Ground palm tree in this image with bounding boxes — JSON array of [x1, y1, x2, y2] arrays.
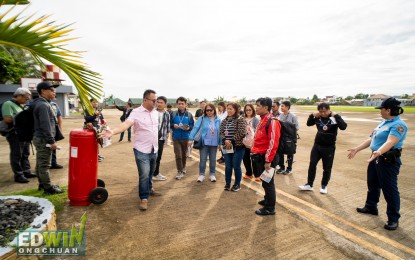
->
[[0, 2, 102, 112]]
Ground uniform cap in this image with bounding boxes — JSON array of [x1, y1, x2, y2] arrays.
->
[[375, 97, 401, 109]]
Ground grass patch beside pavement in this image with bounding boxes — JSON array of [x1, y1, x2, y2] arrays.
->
[[1, 186, 68, 212], [294, 105, 415, 113]]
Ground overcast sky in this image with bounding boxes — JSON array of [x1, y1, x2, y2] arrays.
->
[[14, 0, 415, 100]]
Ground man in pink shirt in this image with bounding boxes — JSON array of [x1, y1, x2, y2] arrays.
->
[[105, 89, 161, 210]]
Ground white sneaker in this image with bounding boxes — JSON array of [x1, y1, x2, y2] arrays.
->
[[320, 185, 328, 194], [175, 172, 184, 180], [299, 183, 314, 191], [182, 169, 187, 175], [209, 176, 217, 182], [197, 175, 205, 182], [153, 174, 167, 181]]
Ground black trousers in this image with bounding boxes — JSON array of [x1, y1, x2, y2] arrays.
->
[[153, 139, 165, 176], [307, 144, 335, 187], [365, 157, 401, 222], [251, 154, 276, 211], [6, 132, 31, 178], [243, 147, 259, 177]]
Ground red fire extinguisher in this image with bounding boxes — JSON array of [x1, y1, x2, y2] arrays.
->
[[68, 129, 108, 206]]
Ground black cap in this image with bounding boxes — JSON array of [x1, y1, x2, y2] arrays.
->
[[375, 97, 401, 109], [36, 81, 59, 93]]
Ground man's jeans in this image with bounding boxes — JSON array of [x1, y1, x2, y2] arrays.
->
[[154, 139, 165, 176], [199, 145, 218, 176], [33, 137, 52, 189], [134, 149, 157, 200], [224, 148, 245, 186], [6, 132, 31, 178]]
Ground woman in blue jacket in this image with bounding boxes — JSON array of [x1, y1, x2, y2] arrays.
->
[[188, 103, 222, 182]]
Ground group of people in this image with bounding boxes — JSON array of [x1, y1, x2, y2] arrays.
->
[[104, 90, 408, 230], [1, 84, 408, 230], [2, 82, 65, 195]]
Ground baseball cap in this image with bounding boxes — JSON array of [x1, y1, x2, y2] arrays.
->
[[36, 81, 59, 93], [375, 97, 401, 109]]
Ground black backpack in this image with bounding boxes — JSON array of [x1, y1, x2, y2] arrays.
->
[[14, 106, 35, 142], [265, 117, 298, 155]]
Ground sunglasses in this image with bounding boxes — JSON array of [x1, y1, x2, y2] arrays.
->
[[146, 98, 157, 103], [205, 109, 213, 112]]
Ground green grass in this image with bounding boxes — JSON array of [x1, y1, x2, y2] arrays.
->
[[1, 186, 68, 212], [294, 105, 415, 113]]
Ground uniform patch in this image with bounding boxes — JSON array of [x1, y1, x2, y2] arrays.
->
[[396, 125, 405, 134]]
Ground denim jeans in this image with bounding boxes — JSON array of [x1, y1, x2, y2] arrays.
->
[[224, 148, 245, 186], [154, 139, 165, 176], [133, 149, 157, 200], [199, 145, 218, 176], [120, 126, 132, 141]]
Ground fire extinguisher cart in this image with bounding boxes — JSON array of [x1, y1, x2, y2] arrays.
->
[[68, 129, 108, 206]]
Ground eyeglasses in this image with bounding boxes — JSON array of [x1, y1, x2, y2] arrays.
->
[[245, 109, 252, 112], [145, 98, 156, 103], [205, 109, 213, 112]]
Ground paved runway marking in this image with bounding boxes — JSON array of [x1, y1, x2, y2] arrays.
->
[[185, 148, 412, 259]]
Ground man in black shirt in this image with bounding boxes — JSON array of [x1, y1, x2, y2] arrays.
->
[[195, 101, 206, 120], [299, 103, 347, 194]]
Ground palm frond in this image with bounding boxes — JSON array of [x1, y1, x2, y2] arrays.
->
[[0, 4, 102, 113]]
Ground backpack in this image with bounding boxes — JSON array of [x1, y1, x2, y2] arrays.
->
[[265, 117, 298, 155], [242, 123, 255, 148], [14, 106, 35, 142]]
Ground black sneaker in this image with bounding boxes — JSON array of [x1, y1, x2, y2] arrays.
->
[[384, 221, 399, 231], [15, 176, 29, 183], [24, 173, 37, 178], [255, 208, 275, 216], [356, 206, 378, 216], [276, 168, 285, 174], [50, 164, 63, 169], [224, 184, 231, 191], [39, 184, 60, 191], [217, 158, 225, 164], [231, 185, 241, 192], [43, 186, 65, 195]]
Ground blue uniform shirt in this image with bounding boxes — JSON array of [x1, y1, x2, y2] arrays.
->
[[370, 116, 407, 150]]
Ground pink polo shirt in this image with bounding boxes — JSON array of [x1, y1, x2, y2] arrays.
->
[[126, 106, 158, 154]]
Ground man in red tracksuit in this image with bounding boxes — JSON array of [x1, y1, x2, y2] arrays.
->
[[250, 97, 281, 215]]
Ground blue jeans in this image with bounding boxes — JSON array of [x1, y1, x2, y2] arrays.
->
[[199, 145, 218, 176], [133, 149, 157, 200], [224, 148, 245, 186]]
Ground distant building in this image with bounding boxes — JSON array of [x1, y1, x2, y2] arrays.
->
[[0, 84, 75, 117], [348, 99, 364, 106], [364, 94, 390, 107]]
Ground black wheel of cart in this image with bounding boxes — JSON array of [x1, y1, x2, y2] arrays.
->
[[89, 187, 108, 204], [97, 178, 105, 188]]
